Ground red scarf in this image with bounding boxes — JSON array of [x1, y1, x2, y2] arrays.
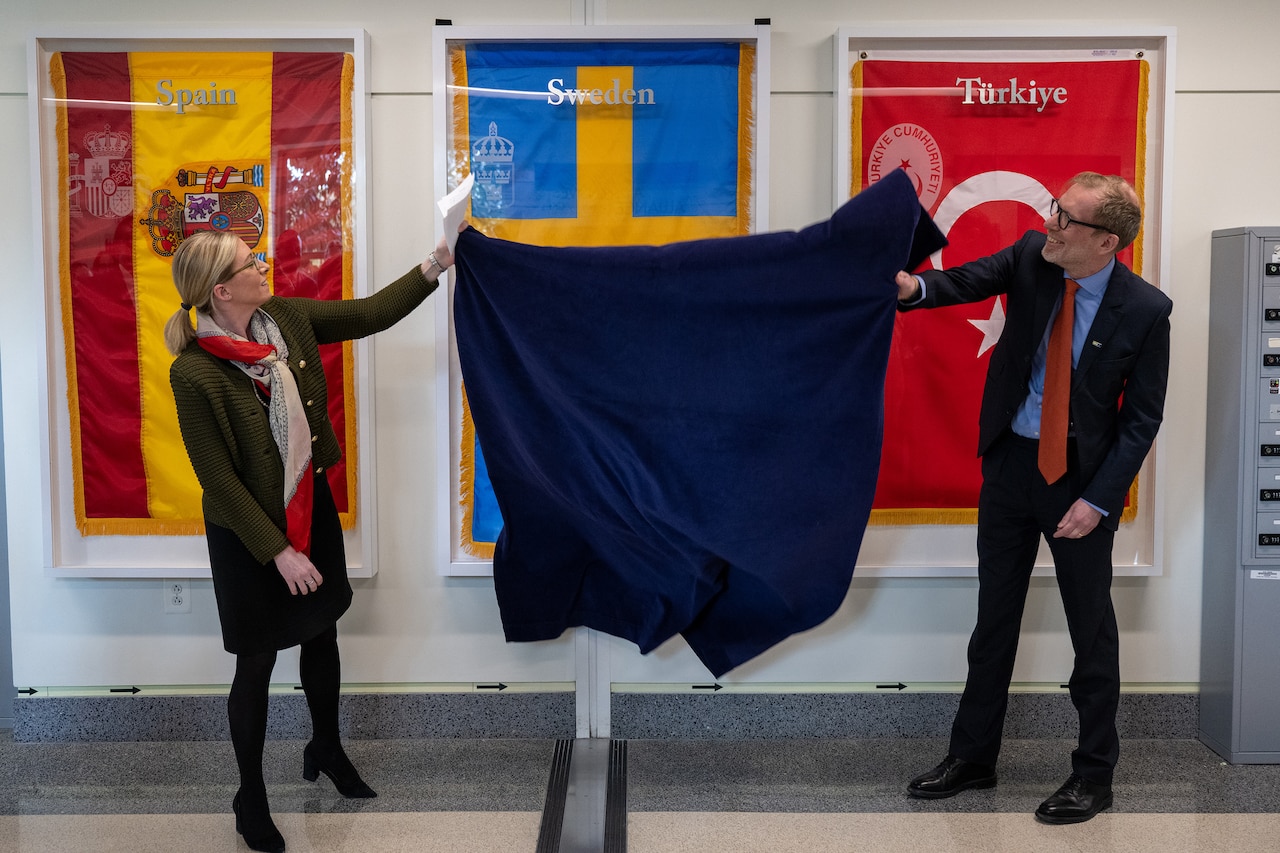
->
[[196, 311, 314, 557]]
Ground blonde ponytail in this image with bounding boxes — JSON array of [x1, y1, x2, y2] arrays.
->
[[165, 231, 239, 355], [163, 307, 196, 356]]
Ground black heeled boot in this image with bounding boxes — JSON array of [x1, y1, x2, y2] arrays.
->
[[232, 789, 286, 853], [302, 741, 377, 798]]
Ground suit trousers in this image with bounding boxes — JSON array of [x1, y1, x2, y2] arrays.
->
[[948, 432, 1121, 784]]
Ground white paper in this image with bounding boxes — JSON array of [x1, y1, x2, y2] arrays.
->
[[438, 172, 475, 254]]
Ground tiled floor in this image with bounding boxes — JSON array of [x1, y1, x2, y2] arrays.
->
[[1, 733, 1278, 851]]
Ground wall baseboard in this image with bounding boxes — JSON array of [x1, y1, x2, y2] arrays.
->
[[611, 691, 1198, 739], [11, 690, 1197, 742], [12, 692, 576, 742]]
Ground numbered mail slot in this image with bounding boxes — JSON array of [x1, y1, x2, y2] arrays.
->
[[1260, 469, 1280, 507], [1261, 418, 1280, 465], [1258, 514, 1280, 553], [1261, 430, 1280, 466], [1264, 286, 1280, 328], [1265, 334, 1280, 371]]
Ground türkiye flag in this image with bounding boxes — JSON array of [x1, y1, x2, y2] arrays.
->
[[53, 51, 356, 535], [854, 57, 1147, 523], [449, 40, 757, 556]]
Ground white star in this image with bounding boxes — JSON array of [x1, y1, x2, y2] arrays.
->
[[967, 298, 1005, 357]]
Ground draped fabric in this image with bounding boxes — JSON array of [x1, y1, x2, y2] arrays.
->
[[852, 56, 1147, 524], [53, 50, 355, 535], [448, 39, 758, 557], [454, 168, 945, 676]]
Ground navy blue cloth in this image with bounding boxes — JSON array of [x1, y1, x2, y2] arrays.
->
[[453, 169, 945, 676]]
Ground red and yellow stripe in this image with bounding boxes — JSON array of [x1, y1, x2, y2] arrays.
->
[[54, 50, 355, 536]]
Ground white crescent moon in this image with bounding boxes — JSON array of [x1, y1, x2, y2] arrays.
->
[[929, 171, 1053, 269]]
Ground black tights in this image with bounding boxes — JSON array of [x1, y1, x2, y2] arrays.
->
[[228, 623, 342, 793]]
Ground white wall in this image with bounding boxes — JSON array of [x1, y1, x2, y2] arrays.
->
[[3, 0, 1278, 691]]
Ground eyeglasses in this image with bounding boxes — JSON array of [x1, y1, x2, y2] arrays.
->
[[220, 255, 264, 282], [1049, 199, 1110, 234]]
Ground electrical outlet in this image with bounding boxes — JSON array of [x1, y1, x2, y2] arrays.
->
[[164, 579, 191, 614]]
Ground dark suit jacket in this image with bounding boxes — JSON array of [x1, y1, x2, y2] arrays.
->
[[903, 230, 1172, 529]]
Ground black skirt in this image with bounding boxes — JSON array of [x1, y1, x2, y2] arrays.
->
[[205, 473, 354, 654]]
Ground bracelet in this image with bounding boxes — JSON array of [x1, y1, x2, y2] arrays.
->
[[427, 252, 443, 274]]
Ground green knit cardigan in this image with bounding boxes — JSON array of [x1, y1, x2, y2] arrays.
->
[[170, 266, 437, 564]]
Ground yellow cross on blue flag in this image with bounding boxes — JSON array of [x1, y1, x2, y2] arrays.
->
[[449, 39, 759, 555]]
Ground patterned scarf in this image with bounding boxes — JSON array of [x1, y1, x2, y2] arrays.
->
[[196, 310, 314, 557]]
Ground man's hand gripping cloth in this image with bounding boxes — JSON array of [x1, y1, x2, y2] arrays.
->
[[453, 168, 946, 676]]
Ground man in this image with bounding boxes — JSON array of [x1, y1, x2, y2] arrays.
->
[[896, 172, 1171, 824]]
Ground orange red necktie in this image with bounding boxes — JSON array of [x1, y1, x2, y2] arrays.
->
[[1038, 279, 1080, 483]]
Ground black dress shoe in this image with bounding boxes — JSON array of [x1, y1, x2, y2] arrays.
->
[[303, 741, 378, 799], [1035, 774, 1113, 824], [906, 755, 997, 799], [232, 790, 286, 853]]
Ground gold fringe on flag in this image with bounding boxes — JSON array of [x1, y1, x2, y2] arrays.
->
[[50, 53, 90, 535], [850, 60, 863, 198], [869, 480, 1138, 527], [1117, 57, 1150, 526], [1120, 477, 1138, 524], [736, 43, 755, 235], [458, 383, 495, 559], [450, 46, 472, 196], [871, 507, 977, 526], [449, 46, 495, 560], [1131, 59, 1150, 279], [338, 52, 358, 531]]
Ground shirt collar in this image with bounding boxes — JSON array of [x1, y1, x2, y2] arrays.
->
[[1069, 257, 1115, 298]]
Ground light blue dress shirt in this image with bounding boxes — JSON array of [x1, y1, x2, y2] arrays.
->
[[1010, 259, 1114, 440]]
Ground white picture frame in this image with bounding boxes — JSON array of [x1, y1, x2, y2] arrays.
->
[[834, 25, 1176, 577], [28, 28, 374, 578], [432, 23, 772, 576]]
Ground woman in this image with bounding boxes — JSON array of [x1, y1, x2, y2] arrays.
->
[[164, 228, 456, 853]]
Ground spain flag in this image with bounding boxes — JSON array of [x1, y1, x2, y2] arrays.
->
[[53, 50, 356, 536], [448, 40, 758, 557]]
